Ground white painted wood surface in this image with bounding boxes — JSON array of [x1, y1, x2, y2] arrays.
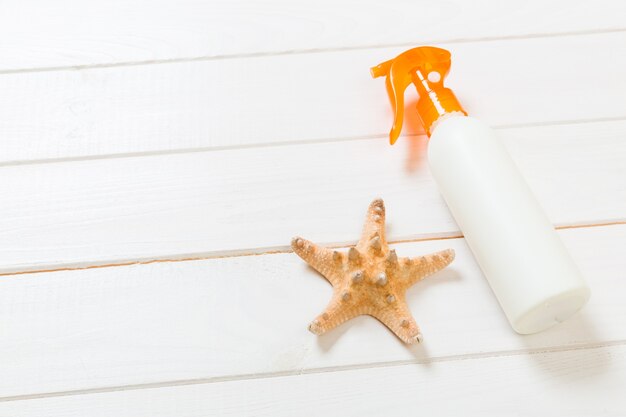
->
[[1, 0, 624, 72], [1, 0, 625, 415], [2, 344, 625, 416], [2, 31, 626, 164], [0, 120, 624, 274], [0, 224, 624, 400]]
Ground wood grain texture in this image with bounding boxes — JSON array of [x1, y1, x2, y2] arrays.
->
[[0, 120, 624, 274], [2, 345, 625, 416], [1, 31, 625, 164], [28, 345, 626, 416], [0, 224, 623, 399], [0, 0, 624, 72], [1, 2, 625, 412]]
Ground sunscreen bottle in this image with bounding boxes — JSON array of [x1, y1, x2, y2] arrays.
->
[[371, 47, 590, 334]]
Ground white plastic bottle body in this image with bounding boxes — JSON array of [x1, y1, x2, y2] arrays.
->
[[428, 116, 590, 334]]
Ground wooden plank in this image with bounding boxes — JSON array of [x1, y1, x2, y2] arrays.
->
[[1, 32, 625, 164], [0, 0, 624, 72], [2, 345, 625, 416], [0, 224, 624, 399], [0, 327, 624, 415], [0, 120, 624, 274]]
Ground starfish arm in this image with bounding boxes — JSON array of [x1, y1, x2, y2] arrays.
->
[[291, 237, 343, 287], [370, 298, 422, 344], [356, 198, 387, 253], [398, 249, 455, 290], [308, 296, 362, 335]]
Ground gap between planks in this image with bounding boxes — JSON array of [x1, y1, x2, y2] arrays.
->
[[1, 115, 625, 168], [2, 338, 625, 403], [1, 27, 625, 76], [1, 219, 623, 278]]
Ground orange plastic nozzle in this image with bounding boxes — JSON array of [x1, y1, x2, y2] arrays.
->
[[371, 46, 467, 144]]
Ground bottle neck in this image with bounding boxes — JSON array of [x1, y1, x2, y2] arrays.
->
[[411, 70, 467, 136]]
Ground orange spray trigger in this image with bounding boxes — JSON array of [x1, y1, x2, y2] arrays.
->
[[371, 46, 467, 144]]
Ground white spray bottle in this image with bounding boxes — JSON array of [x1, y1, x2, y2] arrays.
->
[[371, 47, 590, 334]]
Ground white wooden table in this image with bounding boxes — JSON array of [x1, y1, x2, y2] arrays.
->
[[1, 1, 625, 415]]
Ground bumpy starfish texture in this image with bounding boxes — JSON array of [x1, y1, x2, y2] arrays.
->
[[291, 198, 454, 344]]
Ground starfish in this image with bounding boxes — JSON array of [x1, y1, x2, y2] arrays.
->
[[291, 198, 455, 344]]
